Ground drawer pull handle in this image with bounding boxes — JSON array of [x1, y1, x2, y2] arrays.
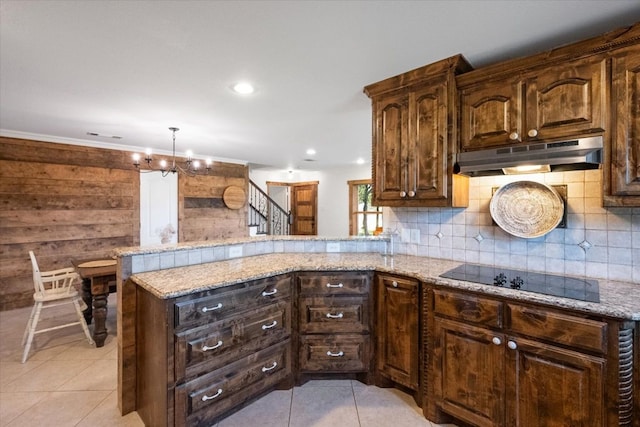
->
[[262, 289, 278, 297], [201, 303, 223, 313], [326, 283, 344, 288], [326, 312, 344, 319], [202, 340, 223, 351], [262, 320, 278, 330], [261, 361, 278, 372], [201, 388, 222, 401], [327, 351, 344, 357]]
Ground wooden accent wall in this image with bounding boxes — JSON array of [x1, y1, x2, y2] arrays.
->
[[0, 136, 249, 310], [179, 164, 249, 241]]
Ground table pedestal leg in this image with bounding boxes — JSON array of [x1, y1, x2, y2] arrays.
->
[[91, 277, 110, 347], [82, 278, 93, 324]]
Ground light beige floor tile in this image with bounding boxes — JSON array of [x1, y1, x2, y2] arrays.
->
[[290, 385, 359, 427], [219, 389, 292, 427], [0, 361, 45, 388], [58, 358, 117, 391], [0, 391, 48, 426], [6, 359, 93, 392], [300, 379, 354, 387], [76, 391, 145, 427], [52, 337, 114, 361], [4, 390, 110, 427], [353, 384, 430, 427]]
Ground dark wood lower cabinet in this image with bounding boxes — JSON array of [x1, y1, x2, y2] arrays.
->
[[376, 274, 420, 391], [428, 286, 635, 427], [133, 270, 637, 427]]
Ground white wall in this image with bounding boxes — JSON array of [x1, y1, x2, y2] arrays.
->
[[250, 164, 371, 237]]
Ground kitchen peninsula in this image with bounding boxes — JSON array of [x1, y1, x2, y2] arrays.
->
[[113, 236, 640, 427]]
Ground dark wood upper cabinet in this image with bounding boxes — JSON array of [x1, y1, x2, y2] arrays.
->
[[460, 55, 607, 150], [364, 55, 471, 207], [606, 44, 640, 206]]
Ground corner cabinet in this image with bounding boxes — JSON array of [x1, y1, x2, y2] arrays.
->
[[605, 43, 640, 206], [364, 55, 471, 207], [426, 287, 636, 427], [375, 274, 420, 391]]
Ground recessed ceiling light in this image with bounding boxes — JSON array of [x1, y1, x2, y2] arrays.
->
[[232, 82, 255, 94], [306, 148, 316, 156], [356, 158, 366, 165]]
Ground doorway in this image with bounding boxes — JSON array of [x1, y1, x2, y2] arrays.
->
[[139, 172, 178, 245], [267, 181, 318, 235]]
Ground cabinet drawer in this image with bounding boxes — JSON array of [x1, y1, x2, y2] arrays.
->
[[174, 275, 291, 329], [298, 272, 370, 295], [433, 289, 503, 328], [175, 340, 290, 426], [175, 300, 291, 382], [507, 304, 607, 354], [299, 335, 369, 373], [299, 296, 369, 334]]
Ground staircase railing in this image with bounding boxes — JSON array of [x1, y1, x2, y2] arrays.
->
[[248, 180, 291, 235]]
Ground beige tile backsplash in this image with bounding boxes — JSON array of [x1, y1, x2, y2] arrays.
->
[[384, 170, 640, 284]]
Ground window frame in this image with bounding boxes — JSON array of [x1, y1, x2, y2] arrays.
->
[[348, 179, 382, 236]]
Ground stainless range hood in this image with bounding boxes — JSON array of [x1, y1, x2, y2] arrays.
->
[[455, 136, 603, 177]]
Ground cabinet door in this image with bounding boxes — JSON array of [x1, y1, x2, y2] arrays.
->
[[434, 317, 505, 427], [372, 92, 409, 202], [526, 56, 606, 141], [409, 82, 449, 202], [376, 275, 419, 390], [607, 45, 640, 203], [504, 336, 604, 427], [459, 79, 522, 150]]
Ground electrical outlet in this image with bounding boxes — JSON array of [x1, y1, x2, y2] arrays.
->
[[228, 246, 243, 258], [326, 242, 340, 253]]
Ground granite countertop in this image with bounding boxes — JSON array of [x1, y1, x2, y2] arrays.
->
[[130, 253, 640, 321]]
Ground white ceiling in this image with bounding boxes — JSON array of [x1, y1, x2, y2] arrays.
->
[[2, 1, 639, 172]]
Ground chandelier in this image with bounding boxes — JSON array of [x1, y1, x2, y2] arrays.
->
[[132, 127, 212, 176]]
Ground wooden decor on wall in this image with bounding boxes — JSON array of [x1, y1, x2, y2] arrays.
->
[[222, 185, 247, 210]]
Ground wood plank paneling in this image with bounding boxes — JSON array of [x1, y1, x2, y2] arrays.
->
[[0, 136, 249, 310]]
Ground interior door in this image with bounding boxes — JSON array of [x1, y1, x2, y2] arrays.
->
[[140, 171, 178, 245], [291, 182, 318, 235]]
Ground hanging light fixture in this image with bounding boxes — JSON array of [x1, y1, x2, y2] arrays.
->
[[132, 127, 212, 176]]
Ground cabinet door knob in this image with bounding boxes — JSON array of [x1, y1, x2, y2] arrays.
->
[[509, 132, 519, 141], [326, 350, 344, 357], [408, 190, 415, 197], [492, 337, 502, 346], [527, 129, 538, 138], [392, 280, 398, 288], [507, 340, 518, 350], [399, 191, 407, 198], [201, 388, 223, 401]]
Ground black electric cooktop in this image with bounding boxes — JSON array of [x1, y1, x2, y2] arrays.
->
[[440, 263, 600, 303]]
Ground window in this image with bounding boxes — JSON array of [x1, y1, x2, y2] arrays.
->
[[348, 179, 383, 236]]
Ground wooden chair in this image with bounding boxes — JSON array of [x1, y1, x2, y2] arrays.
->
[[21, 251, 94, 363]]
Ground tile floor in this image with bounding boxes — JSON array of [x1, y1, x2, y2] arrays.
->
[[0, 294, 457, 427]]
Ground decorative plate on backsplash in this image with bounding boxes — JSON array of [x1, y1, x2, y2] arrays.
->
[[490, 180, 564, 239]]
